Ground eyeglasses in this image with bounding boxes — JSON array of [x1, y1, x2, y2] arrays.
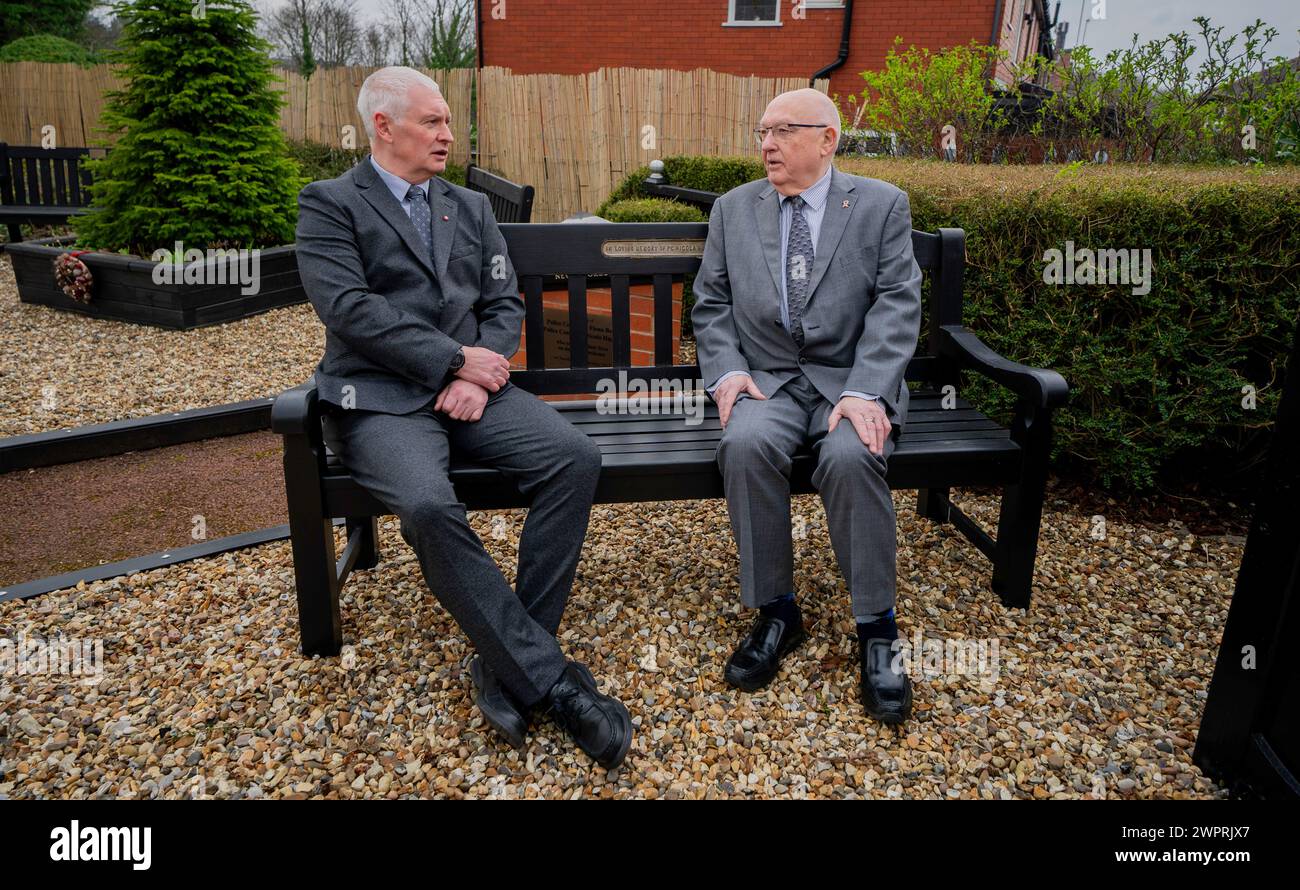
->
[[753, 123, 830, 145]]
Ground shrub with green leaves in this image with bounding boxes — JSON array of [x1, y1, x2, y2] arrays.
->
[[858, 39, 1006, 161], [71, 0, 303, 255], [0, 34, 101, 65], [602, 155, 1300, 492], [600, 197, 707, 223], [598, 156, 764, 213]]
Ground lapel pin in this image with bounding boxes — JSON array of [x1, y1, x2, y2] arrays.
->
[[842, 200, 850, 208], [442, 215, 449, 221]]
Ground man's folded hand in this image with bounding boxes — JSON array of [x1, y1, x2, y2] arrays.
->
[[456, 346, 510, 391], [435, 378, 490, 422]]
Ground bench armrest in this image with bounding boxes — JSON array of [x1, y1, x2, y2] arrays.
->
[[938, 325, 1069, 411], [271, 377, 321, 436]]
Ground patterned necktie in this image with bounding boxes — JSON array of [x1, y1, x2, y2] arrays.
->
[[785, 194, 812, 348], [406, 183, 434, 263]]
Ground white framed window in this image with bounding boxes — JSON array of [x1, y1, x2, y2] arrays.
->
[[725, 0, 781, 26]]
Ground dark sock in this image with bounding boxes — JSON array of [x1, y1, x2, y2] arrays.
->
[[759, 592, 799, 626], [856, 608, 898, 642]]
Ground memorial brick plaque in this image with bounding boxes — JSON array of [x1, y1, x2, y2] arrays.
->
[[542, 305, 614, 367]]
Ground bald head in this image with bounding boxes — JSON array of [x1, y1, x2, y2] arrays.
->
[[759, 89, 840, 195]]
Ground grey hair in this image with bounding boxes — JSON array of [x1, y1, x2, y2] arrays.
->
[[357, 66, 443, 139]]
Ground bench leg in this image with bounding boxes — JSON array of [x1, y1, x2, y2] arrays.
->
[[5, 223, 21, 244], [991, 408, 1053, 609], [916, 487, 952, 523], [346, 516, 380, 571], [288, 515, 344, 656], [283, 434, 343, 656]]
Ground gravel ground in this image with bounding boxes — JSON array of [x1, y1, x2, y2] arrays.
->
[[0, 488, 1240, 799], [0, 256, 324, 438]]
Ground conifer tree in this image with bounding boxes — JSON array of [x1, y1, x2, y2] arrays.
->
[[73, 0, 304, 255]]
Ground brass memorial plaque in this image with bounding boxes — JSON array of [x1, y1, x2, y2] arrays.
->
[[600, 239, 705, 258], [542, 306, 614, 367]]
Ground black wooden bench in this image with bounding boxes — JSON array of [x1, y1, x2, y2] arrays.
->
[[273, 222, 1069, 657], [0, 143, 95, 244], [465, 163, 535, 223]]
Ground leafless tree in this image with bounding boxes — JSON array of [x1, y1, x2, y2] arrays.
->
[[261, 0, 363, 70], [360, 22, 394, 67]]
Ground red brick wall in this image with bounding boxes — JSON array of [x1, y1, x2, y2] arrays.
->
[[512, 282, 683, 371], [481, 0, 1005, 109]]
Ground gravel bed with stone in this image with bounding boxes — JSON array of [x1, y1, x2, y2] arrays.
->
[[0, 486, 1241, 799], [0, 256, 324, 438]]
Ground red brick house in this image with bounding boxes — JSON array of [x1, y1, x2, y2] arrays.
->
[[477, 0, 1059, 105]]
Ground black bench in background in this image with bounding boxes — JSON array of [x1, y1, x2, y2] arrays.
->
[[465, 163, 535, 223], [273, 222, 1069, 657], [0, 143, 95, 244]]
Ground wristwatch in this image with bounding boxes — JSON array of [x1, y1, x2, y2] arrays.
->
[[448, 348, 465, 374]]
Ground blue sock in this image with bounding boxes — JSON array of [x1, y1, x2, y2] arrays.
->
[[856, 607, 897, 641], [759, 592, 799, 626]]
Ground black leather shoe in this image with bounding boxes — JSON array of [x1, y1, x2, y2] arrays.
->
[[724, 609, 807, 692], [859, 637, 913, 725], [546, 661, 633, 769], [470, 655, 528, 749]]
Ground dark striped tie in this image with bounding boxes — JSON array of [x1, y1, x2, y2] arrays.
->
[[785, 195, 812, 348], [406, 183, 433, 263]]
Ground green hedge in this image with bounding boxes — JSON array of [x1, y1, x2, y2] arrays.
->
[[600, 197, 707, 223], [0, 35, 102, 66], [601, 156, 1300, 492]]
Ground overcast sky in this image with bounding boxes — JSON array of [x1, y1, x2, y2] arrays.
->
[[316, 0, 1300, 63], [1063, 0, 1298, 58]]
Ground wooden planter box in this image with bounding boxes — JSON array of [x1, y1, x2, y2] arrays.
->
[[6, 237, 306, 329]]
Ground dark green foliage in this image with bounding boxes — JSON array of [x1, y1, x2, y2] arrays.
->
[[917, 179, 1300, 491], [71, 0, 304, 255], [0, 0, 96, 46]]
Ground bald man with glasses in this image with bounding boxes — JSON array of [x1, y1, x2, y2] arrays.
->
[[693, 88, 923, 725]]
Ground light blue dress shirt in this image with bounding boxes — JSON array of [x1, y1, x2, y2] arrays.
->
[[709, 164, 877, 406], [370, 155, 433, 219]]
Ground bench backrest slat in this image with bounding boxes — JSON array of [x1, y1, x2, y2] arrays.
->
[[466, 164, 535, 223], [568, 274, 588, 368], [522, 275, 546, 370], [23, 156, 39, 205], [0, 144, 94, 209], [611, 274, 632, 366], [498, 222, 965, 396]]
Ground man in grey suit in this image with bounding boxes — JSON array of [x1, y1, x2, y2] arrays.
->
[[294, 67, 631, 767], [692, 89, 922, 724]]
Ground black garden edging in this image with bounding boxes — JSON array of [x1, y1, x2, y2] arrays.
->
[[0, 519, 346, 604], [0, 396, 277, 473], [7, 236, 306, 329]]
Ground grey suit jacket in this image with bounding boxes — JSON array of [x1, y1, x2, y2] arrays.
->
[[692, 166, 922, 429], [295, 156, 522, 413]]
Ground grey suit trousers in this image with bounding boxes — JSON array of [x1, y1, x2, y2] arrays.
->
[[321, 382, 601, 709], [717, 373, 897, 617]]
